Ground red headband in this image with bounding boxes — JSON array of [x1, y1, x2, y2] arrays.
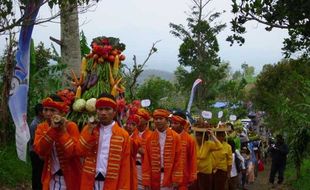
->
[[127, 114, 141, 125], [153, 109, 170, 118], [95, 97, 117, 110], [170, 115, 187, 126], [136, 108, 151, 121], [42, 97, 69, 113]]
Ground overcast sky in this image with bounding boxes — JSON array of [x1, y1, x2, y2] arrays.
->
[[1, 0, 288, 73]]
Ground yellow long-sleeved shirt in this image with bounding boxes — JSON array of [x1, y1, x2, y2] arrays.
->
[[212, 141, 232, 172], [196, 139, 222, 174]]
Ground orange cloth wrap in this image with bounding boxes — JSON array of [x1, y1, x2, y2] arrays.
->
[[137, 108, 151, 121], [42, 97, 69, 113], [170, 115, 187, 126], [95, 97, 117, 109], [153, 109, 170, 118], [127, 114, 141, 125]]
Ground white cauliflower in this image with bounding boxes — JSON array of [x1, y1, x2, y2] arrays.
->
[[72, 99, 86, 112], [85, 98, 97, 112]]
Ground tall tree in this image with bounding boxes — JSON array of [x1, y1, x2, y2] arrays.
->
[[241, 63, 256, 83], [60, 2, 81, 74], [170, 0, 228, 108], [228, 0, 310, 57], [0, 32, 16, 144], [136, 77, 175, 110], [48, 1, 98, 74]]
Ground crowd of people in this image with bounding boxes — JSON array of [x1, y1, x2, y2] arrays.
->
[[29, 93, 288, 190]]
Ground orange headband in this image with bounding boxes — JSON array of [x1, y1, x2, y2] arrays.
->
[[95, 97, 117, 109], [127, 114, 141, 125], [42, 97, 69, 113], [136, 108, 151, 121], [170, 115, 187, 126], [153, 109, 170, 118]]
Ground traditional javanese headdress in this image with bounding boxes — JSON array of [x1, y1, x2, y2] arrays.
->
[[127, 114, 141, 125], [95, 97, 117, 110], [170, 115, 187, 126], [42, 97, 69, 113], [136, 108, 151, 121], [152, 109, 170, 118]]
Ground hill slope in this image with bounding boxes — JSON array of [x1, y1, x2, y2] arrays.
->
[[137, 69, 175, 84]]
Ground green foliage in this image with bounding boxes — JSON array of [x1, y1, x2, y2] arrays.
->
[[136, 77, 175, 110], [253, 57, 310, 177], [228, 0, 310, 57], [286, 157, 310, 189], [0, 144, 31, 187], [0, 0, 98, 34], [216, 63, 256, 118], [80, 30, 90, 57], [28, 41, 66, 119], [290, 127, 310, 177], [170, 2, 228, 109], [241, 63, 256, 83]]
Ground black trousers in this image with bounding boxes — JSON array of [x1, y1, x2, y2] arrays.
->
[[269, 161, 285, 184], [30, 151, 44, 190]]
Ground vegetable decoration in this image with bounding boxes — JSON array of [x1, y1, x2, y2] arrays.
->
[[67, 36, 126, 126]]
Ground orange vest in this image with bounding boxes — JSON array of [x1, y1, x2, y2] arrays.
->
[[128, 128, 152, 189], [179, 131, 197, 188], [142, 128, 183, 190], [34, 121, 81, 190], [76, 122, 131, 190], [129, 135, 140, 190], [132, 128, 153, 162]]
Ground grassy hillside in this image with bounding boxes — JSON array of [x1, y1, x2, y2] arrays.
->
[[0, 144, 31, 188]]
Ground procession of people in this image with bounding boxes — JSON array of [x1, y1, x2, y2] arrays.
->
[[28, 90, 281, 190]]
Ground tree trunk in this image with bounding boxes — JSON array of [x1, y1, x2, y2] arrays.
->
[[0, 35, 15, 145], [60, 2, 81, 74]]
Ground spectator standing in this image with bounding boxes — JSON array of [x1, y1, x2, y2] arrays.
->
[[269, 135, 289, 187], [29, 103, 44, 190], [227, 140, 245, 190]]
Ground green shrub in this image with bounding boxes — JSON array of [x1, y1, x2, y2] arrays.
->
[[286, 157, 310, 190], [0, 144, 31, 187]]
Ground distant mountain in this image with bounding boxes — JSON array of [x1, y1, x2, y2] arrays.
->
[[137, 69, 175, 84]]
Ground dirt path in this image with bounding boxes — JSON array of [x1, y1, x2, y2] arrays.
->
[[246, 160, 291, 190]]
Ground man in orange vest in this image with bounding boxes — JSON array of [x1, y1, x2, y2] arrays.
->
[[143, 109, 183, 190], [133, 108, 153, 190], [34, 94, 81, 190], [170, 112, 197, 190], [76, 93, 131, 190]]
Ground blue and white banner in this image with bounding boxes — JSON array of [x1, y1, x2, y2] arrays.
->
[[8, 2, 42, 161], [186, 78, 203, 114]]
